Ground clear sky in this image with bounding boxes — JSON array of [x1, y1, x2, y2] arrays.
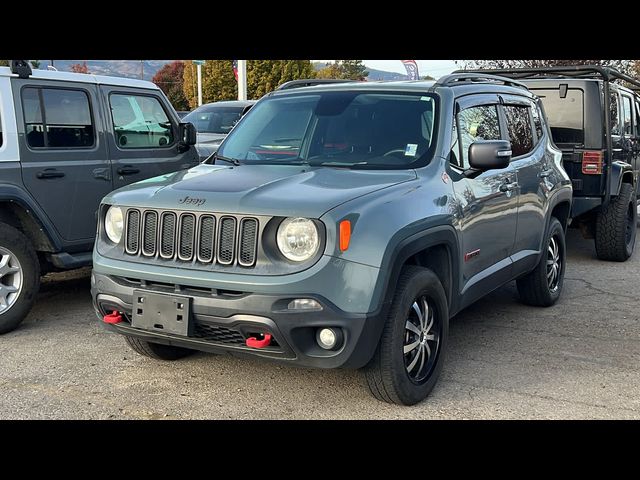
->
[[316, 60, 459, 78]]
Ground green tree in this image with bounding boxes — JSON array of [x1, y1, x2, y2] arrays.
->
[[247, 60, 315, 98], [30, 60, 41, 69], [183, 60, 237, 109], [314, 60, 368, 80], [0, 60, 9, 67], [152, 61, 189, 110], [316, 62, 341, 79], [183, 60, 316, 108]]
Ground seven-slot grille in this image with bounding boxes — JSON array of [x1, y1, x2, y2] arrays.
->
[[124, 209, 259, 267]]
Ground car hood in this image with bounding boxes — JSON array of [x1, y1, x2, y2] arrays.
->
[[105, 163, 417, 218], [196, 132, 226, 144]]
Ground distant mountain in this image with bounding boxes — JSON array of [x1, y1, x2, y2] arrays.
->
[[35, 60, 171, 81], [312, 62, 409, 81], [34, 60, 413, 82]]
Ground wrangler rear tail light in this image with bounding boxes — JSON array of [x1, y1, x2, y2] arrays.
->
[[582, 150, 603, 175]]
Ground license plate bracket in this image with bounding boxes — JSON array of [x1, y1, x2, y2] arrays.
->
[[131, 290, 192, 336]]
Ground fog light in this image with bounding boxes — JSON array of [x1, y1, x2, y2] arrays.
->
[[287, 298, 322, 311], [316, 328, 343, 350]]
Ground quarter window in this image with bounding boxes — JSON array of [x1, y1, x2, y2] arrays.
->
[[610, 93, 620, 136], [503, 105, 534, 157], [531, 103, 544, 141], [22, 87, 94, 148], [110, 94, 173, 149], [622, 96, 633, 135], [457, 105, 501, 169]]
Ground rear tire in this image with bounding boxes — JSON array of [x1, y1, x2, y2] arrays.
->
[[517, 217, 566, 307], [595, 182, 636, 261], [0, 222, 40, 334], [124, 335, 195, 361], [364, 266, 449, 405]]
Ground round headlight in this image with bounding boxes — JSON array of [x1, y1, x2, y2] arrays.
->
[[105, 206, 124, 244], [276, 217, 319, 262]]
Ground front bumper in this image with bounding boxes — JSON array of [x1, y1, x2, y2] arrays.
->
[[91, 272, 383, 369]]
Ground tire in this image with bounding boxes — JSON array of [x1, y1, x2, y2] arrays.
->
[[124, 335, 195, 361], [517, 217, 565, 307], [595, 182, 637, 261], [0, 222, 40, 334], [364, 266, 449, 405]]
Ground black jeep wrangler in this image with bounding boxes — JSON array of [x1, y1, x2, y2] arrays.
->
[[458, 66, 640, 261]]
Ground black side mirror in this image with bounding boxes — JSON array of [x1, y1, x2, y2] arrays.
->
[[468, 140, 512, 171], [180, 122, 197, 146]]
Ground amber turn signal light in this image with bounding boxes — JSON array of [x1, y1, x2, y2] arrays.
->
[[339, 220, 351, 251]]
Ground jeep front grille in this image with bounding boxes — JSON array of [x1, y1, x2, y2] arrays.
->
[[124, 209, 259, 267]]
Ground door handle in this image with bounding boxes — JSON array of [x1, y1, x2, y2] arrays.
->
[[36, 169, 65, 179], [539, 169, 553, 178], [499, 182, 519, 192], [117, 166, 141, 175]]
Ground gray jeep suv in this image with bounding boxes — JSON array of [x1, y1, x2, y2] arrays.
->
[[91, 75, 572, 405]]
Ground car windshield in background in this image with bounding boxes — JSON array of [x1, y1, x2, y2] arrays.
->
[[218, 92, 438, 169], [183, 106, 245, 134]]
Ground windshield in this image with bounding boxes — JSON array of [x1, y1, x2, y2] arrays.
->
[[218, 91, 438, 169], [183, 106, 246, 134]]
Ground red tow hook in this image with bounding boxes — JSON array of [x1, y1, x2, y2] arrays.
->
[[246, 333, 272, 349], [103, 311, 123, 324]]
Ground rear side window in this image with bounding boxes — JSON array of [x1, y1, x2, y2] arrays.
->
[[533, 88, 584, 145], [457, 105, 501, 169], [22, 87, 94, 149], [622, 95, 633, 135], [0, 103, 3, 147], [110, 94, 174, 149], [503, 105, 534, 157], [610, 93, 620, 136], [635, 101, 640, 137]]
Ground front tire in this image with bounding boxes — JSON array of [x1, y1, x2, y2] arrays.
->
[[364, 266, 449, 405], [595, 182, 637, 261], [0, 222, 40, 334], [516, 217, 566, 307], [124, 335, 195, 361]]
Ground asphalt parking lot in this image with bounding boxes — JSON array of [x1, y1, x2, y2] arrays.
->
[[1, 228, 639, 419]]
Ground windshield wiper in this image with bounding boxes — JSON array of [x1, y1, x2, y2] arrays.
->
[[310, 161, 369, 167], [213, 152, 241, 166]]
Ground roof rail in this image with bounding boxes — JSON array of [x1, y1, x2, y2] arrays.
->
[[452, 65, 640, 90], [435, 73, 527, 89], [276, 78, 360, 90]]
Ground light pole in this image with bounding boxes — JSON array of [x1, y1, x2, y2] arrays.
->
[[237, 60, 247, 101], [193, 60, 205, 107]]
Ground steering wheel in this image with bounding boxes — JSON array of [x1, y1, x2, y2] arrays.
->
[[383, 148, 407, 157]]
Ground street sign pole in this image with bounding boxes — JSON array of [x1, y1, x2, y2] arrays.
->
[[238, 60, 247, 101]]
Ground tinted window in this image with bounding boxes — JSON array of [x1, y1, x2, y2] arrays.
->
[[182, 106, 245, 134], [219, 92, 438, 169], [504, 105, 534, 157], [457, 105, 501, 169], [110, 94, 173, 149], [622, 96, 633, 135], [22, 87, 94, 148], [533, 88, 584, 144], [531, 103, 544, 141], [610, 93, 620, 136]]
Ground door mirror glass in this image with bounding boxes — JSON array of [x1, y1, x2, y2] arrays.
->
[[180, 122, 197, 145]]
